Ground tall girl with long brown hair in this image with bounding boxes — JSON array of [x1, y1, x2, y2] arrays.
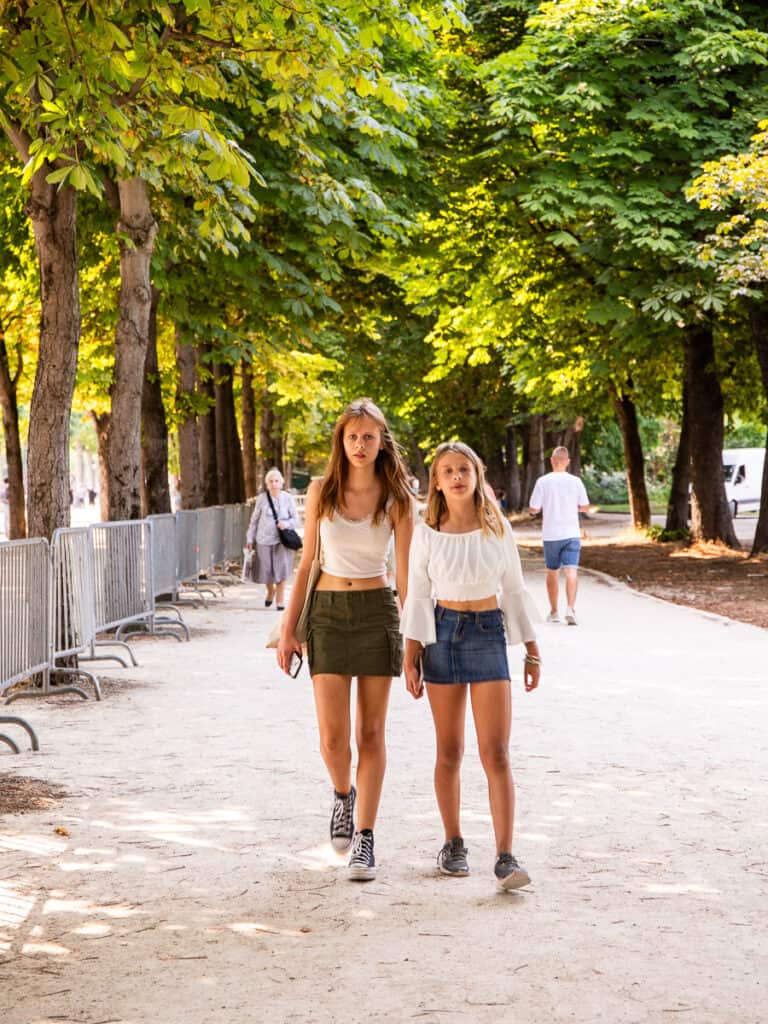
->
[[402, 441, 540, 890], [277, 398, 414, 881]]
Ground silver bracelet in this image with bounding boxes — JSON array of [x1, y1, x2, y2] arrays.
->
[[524, 654, 541, 666]]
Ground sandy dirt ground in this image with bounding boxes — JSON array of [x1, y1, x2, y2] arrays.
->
[[2, 557, 767, 1024]]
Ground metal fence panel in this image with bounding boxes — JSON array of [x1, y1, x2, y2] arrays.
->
[[197, 506, 224, 575], [175, 510, 199, 585], [88, 521, 151, 634], [0, 539, 50, 696], [147, 514, 177, 598], [51, 528, 95, 660]]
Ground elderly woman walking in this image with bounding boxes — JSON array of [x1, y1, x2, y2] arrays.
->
[[246, 468, 301, 611]]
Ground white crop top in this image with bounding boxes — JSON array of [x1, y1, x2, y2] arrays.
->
[[319, 509, 393, 579], [401, 520, 539, 647]]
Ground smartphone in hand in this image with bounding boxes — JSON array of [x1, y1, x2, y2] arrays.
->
[[289, 651, 303, 678]]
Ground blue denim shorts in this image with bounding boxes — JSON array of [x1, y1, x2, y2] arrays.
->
[[543, 537, 581, 570], [422, 606, 510, 685]]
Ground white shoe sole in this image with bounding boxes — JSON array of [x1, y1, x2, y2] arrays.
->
[[349, 864, 377, 881], [564, 613, 577, 626], [438, 864, 470, 877], [496, 868, 531, 891], [331, 836, 354, 853]]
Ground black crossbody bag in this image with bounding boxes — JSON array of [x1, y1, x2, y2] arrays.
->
[[266, 491, 303, 550]]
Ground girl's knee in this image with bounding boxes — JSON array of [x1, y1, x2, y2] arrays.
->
[[479, 743, 510, 774], [436, 743, 464, 772]]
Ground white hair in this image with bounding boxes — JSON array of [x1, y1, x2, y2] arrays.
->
[[264, 468, 284, 486]]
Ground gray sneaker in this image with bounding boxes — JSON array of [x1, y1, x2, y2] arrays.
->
[[330, 786, 356, 852], [565, 607, 577, 625], [494, 852, 531, 891], [348, 829, 376, 881], [437, 837, 469, 876]]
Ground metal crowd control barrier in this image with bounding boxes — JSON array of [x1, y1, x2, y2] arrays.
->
[[145, 515, 189, 639], [46, 528, 101, 699], [196, 506, 226, 594], [0, 539, 44, 751]]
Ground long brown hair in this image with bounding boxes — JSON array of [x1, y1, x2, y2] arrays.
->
[[425, 441, 505, 537], [316, 398, 412, 523]]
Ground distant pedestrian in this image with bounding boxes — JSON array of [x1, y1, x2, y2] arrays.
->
[[246, 468, 300, 611], [528, 445, 590, 625], [276, 398, 414, 882], [402, 441, 540, 891]]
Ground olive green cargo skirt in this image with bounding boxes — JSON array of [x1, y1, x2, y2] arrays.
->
[[307, 588, 403, 678]]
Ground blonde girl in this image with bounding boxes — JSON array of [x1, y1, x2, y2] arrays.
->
[[402, 442, 540, 889], [277, 399, 414, 881]]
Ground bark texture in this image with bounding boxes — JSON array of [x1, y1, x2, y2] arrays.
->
[[140, 286, 170, 516], [175, 327, 202, 509], [90, 412, 111, 523], [522, 414, 545, 506], [611, 385, 651, 529], [198, 344, 218, 507], [0, 320, 27, 538], [665, 381, 691, 534], [25, 177, 80, 539], [106, 178, 158, 520], [241, 360, 257, 498], [748, 307, 768, 555], [214, 363, 244, 504], [505, 424, 521, 512], [683, 326, 739, 549], [259, 392, 284, 473]]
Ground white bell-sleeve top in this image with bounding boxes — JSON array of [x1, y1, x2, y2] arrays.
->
[[401, 520, 540, 647]]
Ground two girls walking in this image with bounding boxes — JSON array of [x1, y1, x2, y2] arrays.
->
[[276, 403, 540, 889]]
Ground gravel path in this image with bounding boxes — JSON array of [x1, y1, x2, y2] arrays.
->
[[2, 561, 766, 1024]]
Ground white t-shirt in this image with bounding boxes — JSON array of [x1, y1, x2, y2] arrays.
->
[[529, 471, 589, 542]]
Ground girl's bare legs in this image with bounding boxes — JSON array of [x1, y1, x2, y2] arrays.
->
[[470, 680, 514, 852], [312, 674, 353, 794], [355, 676, 393, 830], [426, 684, 468, 839]]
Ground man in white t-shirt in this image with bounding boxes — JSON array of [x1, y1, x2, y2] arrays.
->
[[529, 447, 590, 625]]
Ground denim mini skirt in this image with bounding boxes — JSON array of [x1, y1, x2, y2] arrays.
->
[[422, 605, 510, 685], [307, 588, 403, 678]]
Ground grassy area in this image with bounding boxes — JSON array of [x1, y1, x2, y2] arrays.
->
[[595, 503, 667, 515]]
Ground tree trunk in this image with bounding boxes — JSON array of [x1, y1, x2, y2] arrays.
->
[[90, 411, 110, 522], [748, 307, 768, 555], [611, 385, 651, 529], [505, 424, 521, 512], [259, 392, 284, 472], [106, 178, 158, 521], [214, 363, 244, 503], [175, 327, 202, 509], [683, 326, 739, 548], [562, 416, 584, 476], [522, 414, 545, 506], [25, 177, 80, 539], [0, 321, 27, 538], [198, 345, 217, 507], [140, 286, 170, 516], [241, 360, 257, 498], [665, 381, 691, 534]]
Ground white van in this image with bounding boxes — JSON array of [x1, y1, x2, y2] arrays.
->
[[723, 448, 765, 517]]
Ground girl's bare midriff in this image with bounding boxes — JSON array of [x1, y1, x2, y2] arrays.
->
[[315, 572, 390, 591], [437, 596, 498, 612]]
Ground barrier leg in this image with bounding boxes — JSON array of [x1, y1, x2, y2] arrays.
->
[[51, 668, 102, 701], [0, 715, 40, 751], [0, 734, 21, 754]]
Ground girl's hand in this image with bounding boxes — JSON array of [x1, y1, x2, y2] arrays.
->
[[523, 652, 541, 692], [404, 654, 424, 699], [277, 634, 302, 675]]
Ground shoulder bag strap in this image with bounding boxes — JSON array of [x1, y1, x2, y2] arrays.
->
[[265, 490, 280, 524]]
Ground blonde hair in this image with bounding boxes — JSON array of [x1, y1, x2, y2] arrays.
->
[[316, 398, 412, 524], [425, 441, 505, 538]]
